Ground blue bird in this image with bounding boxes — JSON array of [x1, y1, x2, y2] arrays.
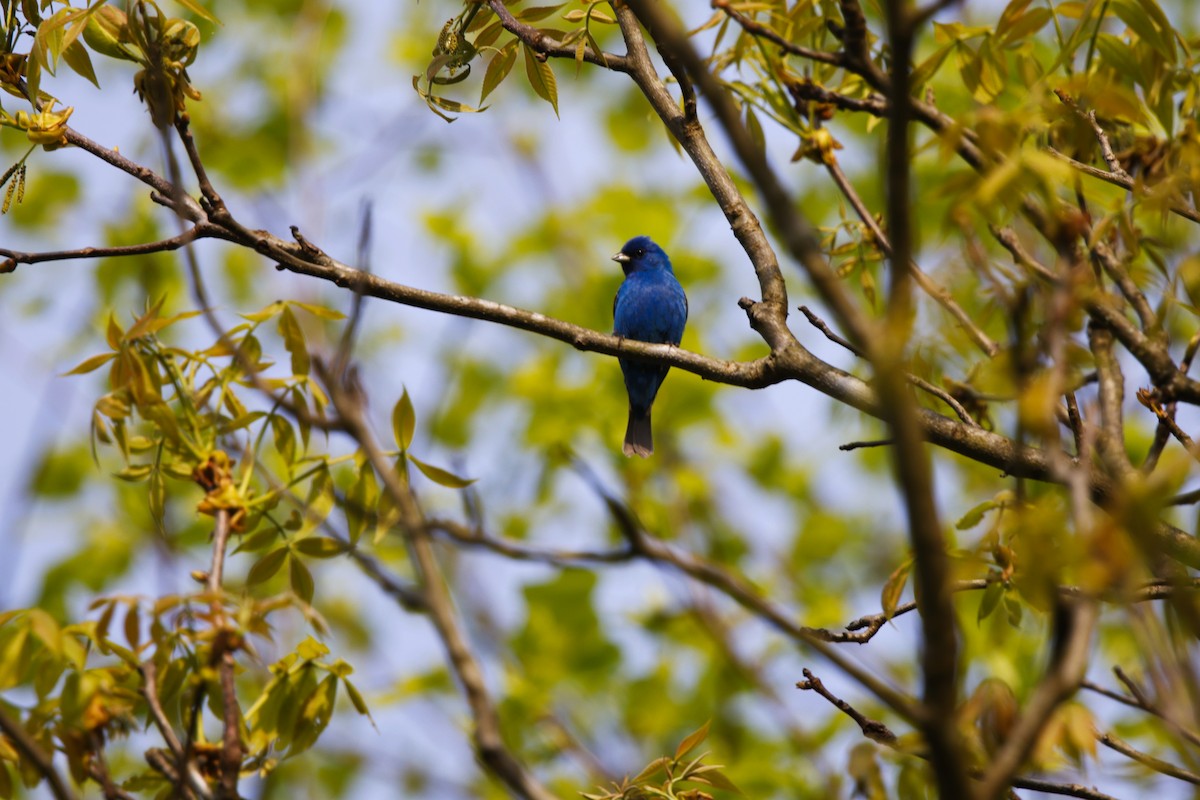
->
[[612, 236, 688, 457]]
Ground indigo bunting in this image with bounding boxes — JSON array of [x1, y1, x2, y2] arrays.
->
[[612, 236, 688, 457]]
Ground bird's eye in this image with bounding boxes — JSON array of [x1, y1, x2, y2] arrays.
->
[[635, 248, 645, 257]]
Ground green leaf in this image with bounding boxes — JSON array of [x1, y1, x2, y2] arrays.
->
[[62, 39, 99, 88], [293, 537, 349, 558], [410, 455, 475, 488], [392, 388, 415, 452], [271, 415, 296, 463], [632, 756, 669, 784], [290, 554, 315, 603], [303, 465, 335, 530], [998, 7, 1051, 45], [1110, 0, 1175, 60], [235, 527, 281, 554], [296, 636, 330, 661], [345, 462, 377, 546], [956, 500, 998, 530], [247, 547, 288, 585], [522, 43, 559, 117], [343, 679, 373, 720], [978, 581, 1004, 624]]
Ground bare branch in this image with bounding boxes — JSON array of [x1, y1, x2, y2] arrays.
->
[[0, 224, 230, 272], [797, 669, 898, 745], [839, 438, 894, 451], [1097, 730, 1200, 784], [1053, 90, 1132, 181], [572, 459, 925, 722], [62, 127, 204, 221], [429, 517, 634, 565], [712, 0, 842, 66], [175, 113, 227, 213], [874, 3, 968, 793], [798, 304, 976, 422], [1045, 147, 1200, 225], [138, 659, 209, 800]]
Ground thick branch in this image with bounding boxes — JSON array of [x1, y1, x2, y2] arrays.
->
[[621, 0, 871, 349], [876, 4, 967, 795]]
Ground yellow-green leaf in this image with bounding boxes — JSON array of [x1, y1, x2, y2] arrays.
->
[[291, 302, 345, 320], [393, 388, 415, 452], [522, 43, 559, 117], [278, 305, 310, 376], [64, 352, 116, 375], [881, 560, 912, 619], [481, 40, 517, 103], [410, 455, 475, 488], [170, 0, 220, 26], [675, 719, 710, 760]]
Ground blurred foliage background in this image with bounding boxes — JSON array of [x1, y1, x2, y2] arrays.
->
[[2, 0, 1200, 798]]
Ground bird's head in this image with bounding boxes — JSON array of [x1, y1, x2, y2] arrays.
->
[[612, 235, 672, 275]]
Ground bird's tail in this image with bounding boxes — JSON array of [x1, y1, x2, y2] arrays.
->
[[623, 406, 653, 458]]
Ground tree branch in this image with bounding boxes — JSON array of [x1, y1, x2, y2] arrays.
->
[[484, 0, 630, 72], [0, 706, 78, 800], [0, 224, 231, 272], [621, 0, 871, 349], [875, 3, 966, 793], [320, 363, 558, 800]]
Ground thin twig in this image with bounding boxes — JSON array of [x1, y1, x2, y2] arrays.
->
[[1053, 90, 1131, 181], [0, 224, 229, 271], [571, 457, 924, 722], [839, 438, 894, 450], [797, 669, 897, 744], [86, 732, 137, 800], [321, 362, 558, 800], [799, 305, 862, 356], [204, 509, 242, 800], [798, 305, 977, 423], [712, 0, 841, 66], [1097, 730, 1200, 784], [1045, 147, 1200, 224], [823, 146, 1000, 357], [798, 665, 1120, 800], [174, 113, 226, 212]]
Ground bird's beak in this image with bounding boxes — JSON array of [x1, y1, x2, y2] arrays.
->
[[612, 252, 630, 263]]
